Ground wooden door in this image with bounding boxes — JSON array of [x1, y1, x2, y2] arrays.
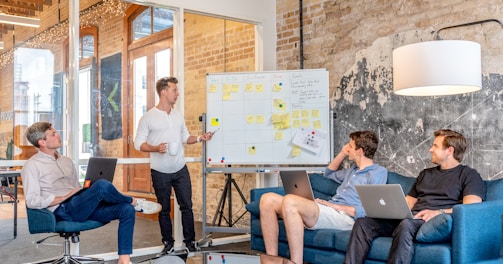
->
[[126, 38, 173, 193]]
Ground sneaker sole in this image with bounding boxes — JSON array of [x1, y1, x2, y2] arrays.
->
[[139, 206, 162, 214]]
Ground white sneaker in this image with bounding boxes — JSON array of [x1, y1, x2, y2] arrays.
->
[[134, 198, 162, 214]]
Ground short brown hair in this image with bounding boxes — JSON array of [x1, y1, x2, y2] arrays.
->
[[434, 129, 467, 162], [156, 77, 178, 96], [349, 131, 379, 159], [26, 122, 53, 148]]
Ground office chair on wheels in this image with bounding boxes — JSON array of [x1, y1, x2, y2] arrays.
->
[[26, 207, 108, 264]]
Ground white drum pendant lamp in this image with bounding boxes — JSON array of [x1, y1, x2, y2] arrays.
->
[[393, 40, 481, 96]]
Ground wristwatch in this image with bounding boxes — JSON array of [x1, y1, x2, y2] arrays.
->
[[439, 209, 446, 214]]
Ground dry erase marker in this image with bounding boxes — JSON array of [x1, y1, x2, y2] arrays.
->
[[211, 128, 220, 135]]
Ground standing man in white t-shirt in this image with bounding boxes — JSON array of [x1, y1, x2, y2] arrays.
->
[[135, 77, 213, 255]]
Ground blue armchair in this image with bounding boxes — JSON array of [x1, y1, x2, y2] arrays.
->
[[26, 207, 108, 264]]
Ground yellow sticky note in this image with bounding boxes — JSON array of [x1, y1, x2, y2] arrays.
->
[[301, 110, 310, 118], [280, 113, 291, 129], [274, 132, 284, 140], [211, 118, 220, 126], [313, 120, 322, 129], [293, 120, 301, 128], [292, 110, 300, 119], [231, 84, 239, 92], [312, 109, 320, 118], [301, 119, 310, 127], [256, 84, 264, 92], [272, 113, 281, 123], [245, 83, 254, 92], [291, 145, 301, 157], [281, 113, 290, 122], [274, 99, 286, 110], [248, 146, 257, 155], [247, 115, 255, 124], [209, 84, 218, 93], [256, 115, 265, 124], [273, 83, 282, 92], [273, 123, 282, 130], [223, 92, 232, 100], [223, 84, 231, 93]]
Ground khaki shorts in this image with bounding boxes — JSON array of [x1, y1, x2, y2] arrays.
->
[[307, 203, 355, 230]]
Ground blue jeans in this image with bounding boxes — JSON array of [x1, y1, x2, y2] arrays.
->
[[344, 217, 424, 264], [151, 165, 195, 244], [54, 179, 135, 255]]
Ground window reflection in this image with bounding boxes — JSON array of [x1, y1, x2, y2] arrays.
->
[[81, 35, 95, 59]]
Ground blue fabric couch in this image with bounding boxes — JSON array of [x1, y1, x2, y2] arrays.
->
[[246, 171, 503, 264]]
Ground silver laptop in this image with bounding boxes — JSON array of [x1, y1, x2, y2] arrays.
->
[[355, 184, 414, 219], [280, 170, 315, 201], [63, 157, 117, 201]]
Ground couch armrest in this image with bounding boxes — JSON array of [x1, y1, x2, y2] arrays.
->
[[452, 200, 503, 264], [250, 187, 285, 202], [26, 208, 57, 234]]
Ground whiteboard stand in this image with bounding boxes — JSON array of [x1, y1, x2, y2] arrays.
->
[[211, 167, 249, 227]]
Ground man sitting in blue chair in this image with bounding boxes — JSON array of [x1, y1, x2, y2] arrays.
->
[[21, 122, 162, 264]]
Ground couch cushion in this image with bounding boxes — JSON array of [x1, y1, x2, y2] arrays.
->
[[261, 220, 343, 250], [485, 178, 503, 201], [416, 213, 453, 243], [309, 173, 339, 200], [386, 172, 416, 194], [246, 200, 260, 217]]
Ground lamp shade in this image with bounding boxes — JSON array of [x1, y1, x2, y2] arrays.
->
[[393, 40, 481, 96]]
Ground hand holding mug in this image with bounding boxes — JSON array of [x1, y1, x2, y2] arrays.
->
[[158, 142, 167, 153]]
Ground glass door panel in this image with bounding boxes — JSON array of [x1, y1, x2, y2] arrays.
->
[[133, 56, 147, 137]]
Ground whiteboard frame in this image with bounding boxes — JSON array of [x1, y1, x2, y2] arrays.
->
[[205, 69, 332, 165]]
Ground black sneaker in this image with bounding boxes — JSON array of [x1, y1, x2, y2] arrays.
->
[[185, 240, 197, 252], [157, 240, 174, 256]]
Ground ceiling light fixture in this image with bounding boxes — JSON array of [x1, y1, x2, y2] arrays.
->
[[0, 13, 40, 28], [393, 19, 503, 96]]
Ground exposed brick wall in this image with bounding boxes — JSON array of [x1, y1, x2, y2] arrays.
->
[[0, 65, 14, 159]]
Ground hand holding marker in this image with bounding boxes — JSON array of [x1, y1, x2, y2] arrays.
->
[[211, 128, 220, 135], [200, 128, 219, 142]]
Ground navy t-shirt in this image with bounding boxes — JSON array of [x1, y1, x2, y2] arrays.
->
[[408, 165, 486, 214]]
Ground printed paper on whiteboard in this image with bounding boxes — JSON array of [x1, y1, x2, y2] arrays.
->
[[291, 127, 327, 154]]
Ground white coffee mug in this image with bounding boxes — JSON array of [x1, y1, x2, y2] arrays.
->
[[168, 141, 179, 156]]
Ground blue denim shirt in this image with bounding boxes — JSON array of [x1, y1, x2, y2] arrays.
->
[[324, 164, 387, 219]]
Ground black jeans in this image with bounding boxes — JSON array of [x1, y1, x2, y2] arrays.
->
[[344, 217, 424, 264], [151, 165, 195, 244]]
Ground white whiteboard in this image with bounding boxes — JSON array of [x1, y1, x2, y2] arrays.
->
[[206, 69, 331, 164]]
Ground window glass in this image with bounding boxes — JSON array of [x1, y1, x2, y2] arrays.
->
[[154, 49, 171, 105], [133, 8, 151, 40], [153, 8, 174, 33], [13, 48, 63, 158], [133, 56, 147, 138], [133, 7, 173, 41], [81, 35, 95, 59]]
